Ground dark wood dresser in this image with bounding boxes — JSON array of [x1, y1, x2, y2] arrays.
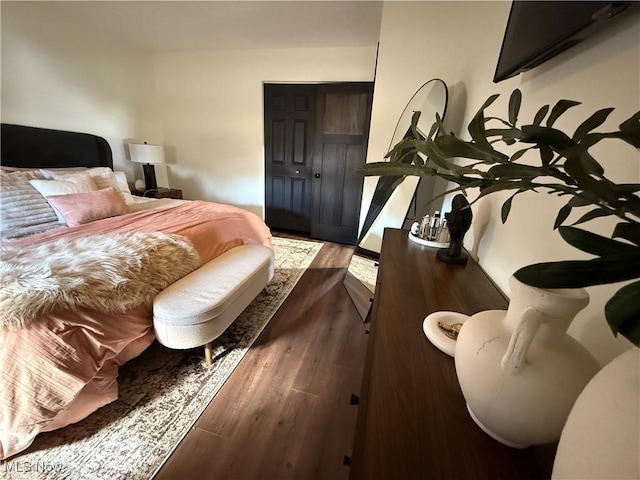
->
[[350, 228, 556, 479]]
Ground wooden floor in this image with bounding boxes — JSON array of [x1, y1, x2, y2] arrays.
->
[[155, 234, 370, 480]]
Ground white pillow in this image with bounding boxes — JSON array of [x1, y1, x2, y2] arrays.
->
[[30, 174, 98, 222], [38, 167, 89, 179], [53, 169, 134, 205], [113, 171, 135, 204]]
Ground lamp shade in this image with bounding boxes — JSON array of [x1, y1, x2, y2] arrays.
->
[[129, 143, 164, 165]]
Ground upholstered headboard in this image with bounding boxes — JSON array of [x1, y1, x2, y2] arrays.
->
[[1, 124, 113, 169]]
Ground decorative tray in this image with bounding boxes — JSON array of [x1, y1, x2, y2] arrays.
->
[[408, 231, 449, 249]]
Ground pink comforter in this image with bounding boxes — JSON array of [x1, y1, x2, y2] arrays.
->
[[0, 201, 272, 460]]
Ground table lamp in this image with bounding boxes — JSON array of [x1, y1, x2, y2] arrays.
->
[[129, 142, 164, 191]]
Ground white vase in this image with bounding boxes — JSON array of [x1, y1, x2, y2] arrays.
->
[[454, 275, 600, 448], [552, 348, 639, 479]]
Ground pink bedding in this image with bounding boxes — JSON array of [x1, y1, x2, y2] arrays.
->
[[0, 201, 272, 460]]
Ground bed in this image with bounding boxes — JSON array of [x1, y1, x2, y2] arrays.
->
[[0, 124, 273, 460]]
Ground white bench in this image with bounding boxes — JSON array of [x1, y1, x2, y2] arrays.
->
[[153, 244, 275, 365]]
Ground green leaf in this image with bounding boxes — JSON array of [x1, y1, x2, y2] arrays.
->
[[391, 176, 406, 190], [388, 147, 415, 165], [620, 197, 640, 218], [520, 125, 575, 150], [423, 139, 459, 171], [445, 163, 490, 178], [435, 112, 446, 138], [546, 99, 582, 128], [558, 226, 639, 257], [618, 111, 640, 148], [501, 195, 514, 223], [437, 175, 485, 189], [427, 120, 439, 142], [613, 223, 640, 246], [514, 256, 640, 288], [410, 111, 422, 140], [571, 208, 613, 226], [540, 145, 554, 166], [487, 163, 544, 179], [500, 190, 527, 223], [434, 135, 509, 164], [510, 148, 531, 162], [386, 138, 427, 164], [562, 147, 605, 176], [468, 97, 499, 148], [478, 93, 500, 114], [477, 180, 536, 198], [533, 104, 550, 126], [572, 132, 613, 153], [568, 196, 593, 207], [605, 281, 640, 346], [614, 183, 640, 195], [554, 203, 573, 229], [563, 154, 611, 203], [485, 128, 521, 139], [508, 89, 522, 126], [468, 112, 488, 146], [485, 116, 513, 128], [357, 162, 427, 177], [572, 108, 614, 141]]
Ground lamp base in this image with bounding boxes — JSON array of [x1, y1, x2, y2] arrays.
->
[[142, 164, 157, 191]]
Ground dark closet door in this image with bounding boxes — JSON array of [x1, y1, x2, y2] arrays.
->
[[311, 83, 374, 244], [264, 84, 317, 233]]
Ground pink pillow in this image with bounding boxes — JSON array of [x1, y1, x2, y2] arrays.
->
[[44, 187, 129, 227]]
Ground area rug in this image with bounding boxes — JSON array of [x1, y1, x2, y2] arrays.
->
[[2, 237, 322, 480], [347, 254, 378, 293]]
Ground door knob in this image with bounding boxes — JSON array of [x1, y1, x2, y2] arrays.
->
[[314, 173, 321, 178]]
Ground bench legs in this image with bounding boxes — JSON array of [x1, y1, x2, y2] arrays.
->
[[204, 342, 213, 366]]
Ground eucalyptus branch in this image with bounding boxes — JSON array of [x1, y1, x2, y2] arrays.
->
[[356, 88, 640, 346]]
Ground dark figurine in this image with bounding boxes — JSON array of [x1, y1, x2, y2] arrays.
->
[[437, 194, 473, 265]]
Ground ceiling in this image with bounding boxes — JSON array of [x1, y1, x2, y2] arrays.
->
[[45, 1, 384, 52]]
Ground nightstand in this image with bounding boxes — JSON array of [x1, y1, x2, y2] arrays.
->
[[131, 188, 183, 199]]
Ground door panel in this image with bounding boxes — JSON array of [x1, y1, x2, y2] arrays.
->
[[317, 143, 363, 228], [312, 83, 374, 244], [270, 176, 286, 209], [271, 120, 286, 163], [323, 92, 369, 135], [342, 143, 365, 225], [293, 120, 308, 164], [264, 84, 316, 233]]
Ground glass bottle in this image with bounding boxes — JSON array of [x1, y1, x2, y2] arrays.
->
[[428, 211, 441, 240]]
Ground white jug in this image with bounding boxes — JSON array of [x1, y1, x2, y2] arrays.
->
[[454, 275, 600, 448]]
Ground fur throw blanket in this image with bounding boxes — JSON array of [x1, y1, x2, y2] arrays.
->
[[1, 232, 201, 330]]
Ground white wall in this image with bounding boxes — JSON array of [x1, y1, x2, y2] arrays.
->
[[1, 2, 161, 183], [1, 4, 376, 201], [359, 1, 468, 252], [368, 1, 639, 365], [152, 46, 377, 216]]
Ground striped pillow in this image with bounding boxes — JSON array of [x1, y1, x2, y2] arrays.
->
[[0, 171, 59, 240]]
